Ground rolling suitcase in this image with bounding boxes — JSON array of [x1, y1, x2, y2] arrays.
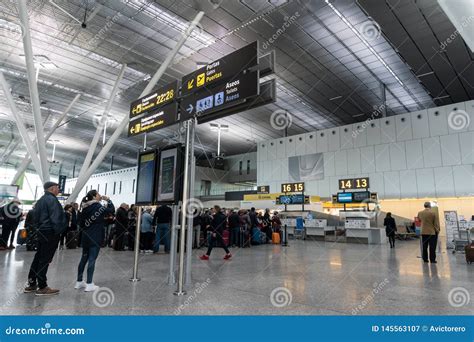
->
[[66, 231, 78, 249], [465, 243, 474, 264], [272, 232, 281, 244], [251, 227, 261, 245]]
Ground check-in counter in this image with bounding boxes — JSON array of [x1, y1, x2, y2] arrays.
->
[[345, 227, 386, 244]]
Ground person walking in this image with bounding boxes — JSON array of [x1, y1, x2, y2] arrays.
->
[[0, 198, 23, 250], [200, 205, 232, 260], [113, 203, 129, 251], [417, 202, 440, 263], [153, 204, 172, 253], [384, 212, 397, 248], [24, 182, 66, 296], [140, 208, 154, 253], [75, 190, 115, 292]]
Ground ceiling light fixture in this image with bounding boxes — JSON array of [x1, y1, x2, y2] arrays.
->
[[324, 0, 405, 88]]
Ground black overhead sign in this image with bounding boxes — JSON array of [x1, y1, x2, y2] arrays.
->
[[181, 41, 258, 97], [129, 81, 177, 120], [180, 71, 259, 121], [128, 102, 178, 137]]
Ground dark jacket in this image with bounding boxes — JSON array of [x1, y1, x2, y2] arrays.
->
[[228, 213, 240, 228], [71, 209, 78, 230], [249, 211, 257, 228], [153, 205, 172, 225], [25, 209, 36, 231], [115, 207, 129, 233], [210, 211, 227, 234], [80, 200, 115, 248], [384, 217, 397, 236], [0, 202, 22, 228], [34, 192, 66, 234]]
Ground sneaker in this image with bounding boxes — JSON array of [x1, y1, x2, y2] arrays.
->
[[35, 287, 60, 296], [223, 253, 232, 260], [24, 284, 37, 293], [74, 281, 86, 289], [84, 283, 99, 292], [199, 255, 209, 260], [145, 250, 153, 254]]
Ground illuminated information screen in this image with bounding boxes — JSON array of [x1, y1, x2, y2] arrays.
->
[[181, 41, 258, 97], [156, 146, 183, 204], [338, 177, 369, 190], [129, 81, 177, 120], [128, 102, 178, 137], [281, 182, 305, 193], [135, 151, 157, 205]]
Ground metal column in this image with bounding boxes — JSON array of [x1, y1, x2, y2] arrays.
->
[[0, 72, 44, 182], [67, 11, 204, 204], [175, 120, 191, 296], [168, 204, 179, 285], [185, 120, 196, 286], [11, 94, 81, 184], [78, 64, 126, 179], [130, 206, 142, 282], [18, 0, 50, 182]]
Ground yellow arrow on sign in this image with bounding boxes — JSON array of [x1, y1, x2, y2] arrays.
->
[[187, 79, 194, 89]]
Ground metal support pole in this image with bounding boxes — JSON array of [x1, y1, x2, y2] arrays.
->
[[283, 224, 289, 247], [0, 72, 44, 182], [18, 0, 50, 182], [130, 206, 142, 282], [380, 82, 387, 118], [175, 121, 191, 296], [168, 204, 179, 285], [67, 11, 204, 203], [72, 160, 76, 178], [11, 94, 81, 184], [78, 64, 126, 179], [217, 125, 221, 157], [110, 156, 114, 171], [185, 121, 196, 286], [143, 133, 147, 151]]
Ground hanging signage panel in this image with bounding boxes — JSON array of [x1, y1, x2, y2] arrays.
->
[[281, 182, 305, 193], [181, 41, 258, 97], [180, 71, 259, 120], [155, 145, 185, 204], [338, 177, 370, 190], [257, 185, 270, 194], [128, 102, 179, 137], [129, 81, 178, 120], [135, 150, 157, 205]]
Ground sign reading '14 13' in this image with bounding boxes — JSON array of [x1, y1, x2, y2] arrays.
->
[[181, 41, 258, 97], [339, 177, 369, 190]]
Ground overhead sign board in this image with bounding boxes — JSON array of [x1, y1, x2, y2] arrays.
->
[[181, 41, 258, 97], [58, 175, 67, 194], [128, 102, 178, 137], [129, 81, 177, 120], [180, 71, 259, 120], [338, 177, 369, 190], [281, 182, 305, 193], [257, 185, 270, 194]]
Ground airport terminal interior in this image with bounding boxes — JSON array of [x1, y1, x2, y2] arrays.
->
[[0, 0, 473, 316]]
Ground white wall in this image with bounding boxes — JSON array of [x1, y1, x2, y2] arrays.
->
[[257, 100, 474, 199]]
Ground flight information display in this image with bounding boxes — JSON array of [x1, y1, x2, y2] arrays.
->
[[128, 102, 178, 137], [129, 81, 177, 120], [156, 145, 184, 204], [277, 194, 309, 205], [181, 42, 258, 97], [135, 150, 157, 205]]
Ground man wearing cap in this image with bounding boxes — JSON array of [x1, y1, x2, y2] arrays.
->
[[417, 202, 441, 263], [0, 198, 23, 250], [24, 181, 66, 296]]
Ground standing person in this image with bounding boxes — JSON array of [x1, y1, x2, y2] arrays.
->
[[75, 190, 114, 292], [59, 204, 73, 250], [70, 203, 79, 231], [228, 209, 240, 247], [200, 205, 232, 260], [249, 207, 257, 230], [0, 198, 23, 250], [24, 203, 38, 251], [140, 208, 154, 253], [113, 203, 129, 251], [127, 204, 137, 251], [239, 210, 251, 247], [263, 209, 272, 243], [153, 204, 172, 253], [200, 210, 211, 248], [24, 182, 66, 296], [384, 212, 397, 248], [192, 210, 202, 249], [417, 202, 440, 263]]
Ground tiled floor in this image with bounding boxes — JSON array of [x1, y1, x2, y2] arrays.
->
[[0, 238, 472, 315]]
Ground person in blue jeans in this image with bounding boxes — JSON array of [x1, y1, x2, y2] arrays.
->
[[75, 190, 114, 292], [153, 204, 172, 253]]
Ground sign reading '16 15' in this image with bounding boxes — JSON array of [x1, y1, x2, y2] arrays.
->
[[281, 182, 305, 193], [339, 177, 369, 190]]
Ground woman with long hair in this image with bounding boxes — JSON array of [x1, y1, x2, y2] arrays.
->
[[75, 190, 114, 292]]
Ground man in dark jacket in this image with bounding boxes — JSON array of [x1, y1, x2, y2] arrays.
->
[[153, 204, 172, 253], [114, 203, 129, 251], [228, 210, 240, 247], [200, 205, 232, 260], [24, 181, 66, 296], [0, 198, 22, 250], [249, 207, 257, 229]]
